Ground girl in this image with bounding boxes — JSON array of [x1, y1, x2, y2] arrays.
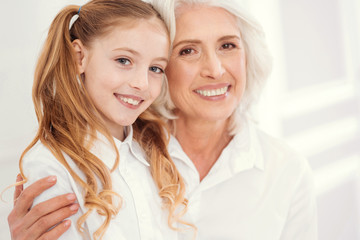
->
[[16, 0, 189, 239]]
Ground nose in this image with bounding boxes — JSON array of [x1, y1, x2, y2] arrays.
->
[[129, 68, 149, 91], [200, 51, 225, 80]]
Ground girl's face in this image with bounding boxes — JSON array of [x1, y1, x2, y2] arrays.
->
[[166, 5, 247, 123], [75, 18, 169, 140]]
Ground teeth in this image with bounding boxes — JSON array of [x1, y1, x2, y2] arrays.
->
[[119, 96, 140, 106], [196, 86, 228, 97]]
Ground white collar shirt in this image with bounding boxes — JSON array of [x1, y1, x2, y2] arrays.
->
[[169, 119, 318, 240], [23, 126, 177, 240]]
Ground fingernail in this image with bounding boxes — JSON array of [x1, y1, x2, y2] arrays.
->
[[47, 175, 57, 183], [64, 219, 71, 227], [70, 204, 79, 211], [16, 174, 22, 182], [67, 193, 76, 201]]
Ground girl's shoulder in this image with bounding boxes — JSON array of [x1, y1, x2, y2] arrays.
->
[[22, 140, 69, 169], [22, 140, 82, 189]]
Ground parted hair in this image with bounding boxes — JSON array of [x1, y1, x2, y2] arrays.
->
[[18, 0, 189, 239]]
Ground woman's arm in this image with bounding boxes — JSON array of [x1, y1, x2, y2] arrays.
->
[[8, 175, 79, 240]]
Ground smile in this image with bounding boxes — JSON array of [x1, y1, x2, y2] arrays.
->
[[114, 93, 143, 108], [195, 86, 229, 97], [119, 96, 141, 106]]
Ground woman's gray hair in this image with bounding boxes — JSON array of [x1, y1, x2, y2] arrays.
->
[[153, 0, 273, 135]]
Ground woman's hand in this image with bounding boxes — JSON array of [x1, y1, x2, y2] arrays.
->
[[8, 175, 79, 240]]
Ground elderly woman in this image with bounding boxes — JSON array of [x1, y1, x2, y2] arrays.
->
[[8, 0, 317, 239]]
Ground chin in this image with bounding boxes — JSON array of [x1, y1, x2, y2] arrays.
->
[[113, 117, 138, 127], [198, 112, 233, 122]]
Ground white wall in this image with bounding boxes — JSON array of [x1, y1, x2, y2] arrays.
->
[[0, 1, 86, 239], [248, 0, 360, 239], [0, 0, 359, 239]]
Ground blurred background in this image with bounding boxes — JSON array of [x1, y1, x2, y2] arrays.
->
[[0, 0, 359, 239]]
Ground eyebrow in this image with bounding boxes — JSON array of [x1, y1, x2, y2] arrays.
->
[[173, 35, 241, 49], [154, 57, 169, 64], [112, 47, 168, 63], [218, 35, 241, 42], [112, 47, 140, 56], [173, 39, 201, 49]]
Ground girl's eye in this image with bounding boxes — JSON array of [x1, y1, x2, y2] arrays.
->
[[149, 66, 164, 74], [221, 43, 236, 50], [179, 48, 194, 55], [116, 58, 131, 65]]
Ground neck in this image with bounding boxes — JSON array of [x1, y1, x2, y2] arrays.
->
[[107, 124, 125, 141], [174, 114, 232, 181]]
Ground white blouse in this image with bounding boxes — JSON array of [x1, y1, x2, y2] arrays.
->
[[22, 127, 177, 240], [22, 119, 317, 240], [169, 119, 318, 240]]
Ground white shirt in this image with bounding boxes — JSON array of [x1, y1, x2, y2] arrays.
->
[[22, 126, 177, 240], [169, 119, 318, 240], [22, 119, 317, 240]]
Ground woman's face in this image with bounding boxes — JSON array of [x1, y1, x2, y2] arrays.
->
[[166, 5, 246, 123], [77, 18, 169, 140]]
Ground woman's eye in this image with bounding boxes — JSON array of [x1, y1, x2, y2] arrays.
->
[[116, 58, 131, 65], [179, 48, 194, 55], [149, 66, 164, 74], [221, 43, 236, 49]]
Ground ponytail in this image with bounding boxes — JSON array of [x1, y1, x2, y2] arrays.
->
[[21, 4, 121, 240]]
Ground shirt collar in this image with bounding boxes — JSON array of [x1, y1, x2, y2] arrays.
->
[[227, 119, 264, 173], [168, 134, 198, 172], [168, 117, 265, 177], [91, 125, 149, 170]]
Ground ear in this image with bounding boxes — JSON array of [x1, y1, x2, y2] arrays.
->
[[72, 39, 87, 74]]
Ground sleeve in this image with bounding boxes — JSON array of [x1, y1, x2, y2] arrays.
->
[[279, 159, 318, 240], [22, 145, 92, 240]]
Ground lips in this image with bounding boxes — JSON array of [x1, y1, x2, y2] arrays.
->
[[119, 96, 140, 105], [194, 84, 230, 99], [114, 93, 143, 108], [195, 86, 228, 97]]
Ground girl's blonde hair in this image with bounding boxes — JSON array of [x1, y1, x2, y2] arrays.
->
[[19, 0, 189, 239]]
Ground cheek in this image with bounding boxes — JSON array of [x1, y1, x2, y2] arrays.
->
[[166, 63, 178, 89], [230, 56, 247, 86], [84, 74, 117, 107], [167, 62, 195, 93], [168, 75, 185, 102], [83, 76, 97, 97], [149, 78, 163, 99], [85, 79, 107, 99]]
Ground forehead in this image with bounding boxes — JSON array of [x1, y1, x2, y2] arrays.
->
[[175, 5, 240, 39], [88, 18, 170, 59], [92, 17, 169, 47], [104, 17, 168, 40]]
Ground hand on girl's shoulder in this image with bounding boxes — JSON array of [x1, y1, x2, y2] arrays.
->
[[21, 141, 82, 206]]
